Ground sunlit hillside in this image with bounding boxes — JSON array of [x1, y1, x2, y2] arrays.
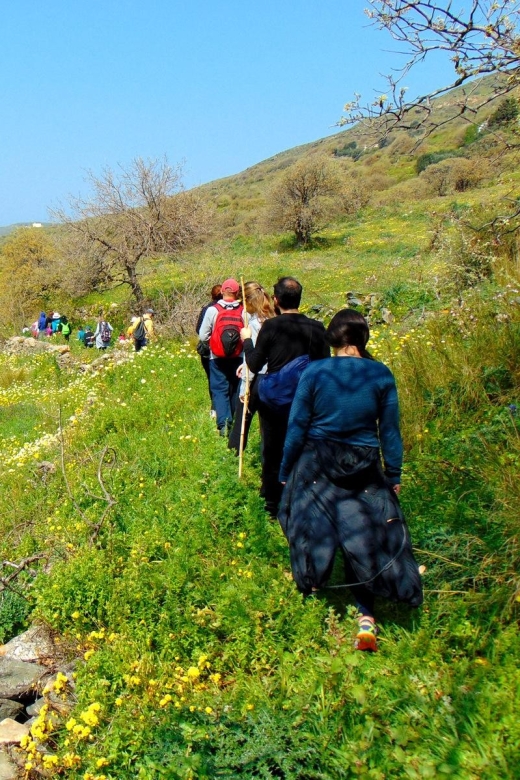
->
[[0, 73, 518, 779]]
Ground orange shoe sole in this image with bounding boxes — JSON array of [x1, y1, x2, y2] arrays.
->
[[355, 630, 377, 652]]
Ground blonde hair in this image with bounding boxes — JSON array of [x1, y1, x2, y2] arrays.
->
[[244, 281, 275, 321]]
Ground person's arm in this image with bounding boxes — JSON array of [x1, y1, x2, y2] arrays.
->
[[195, 305, 207, 335], [198, 307, 216, 344], [242, 320, 270, 373], [93, 324, 100, 337], [279, 371, 315, 482], [378, 374, 403, 487]]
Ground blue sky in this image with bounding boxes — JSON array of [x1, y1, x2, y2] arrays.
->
[[0, 0, 454, 225]]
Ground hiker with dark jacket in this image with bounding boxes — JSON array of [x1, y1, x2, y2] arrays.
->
[[195, 284, 222, 413], [198, 278, 244, 436], [278, 308, 423, 652], [241, 276, 329, 516], [37, 312, 48, 339]]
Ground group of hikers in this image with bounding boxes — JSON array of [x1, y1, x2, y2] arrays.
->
[[28, 309, 156, 352], [196, 276, 423, 652], [31, 311, 73, 340]]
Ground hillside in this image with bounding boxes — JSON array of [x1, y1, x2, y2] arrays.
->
[[0, 75, 518, 779], [199, 73, 515, 238]]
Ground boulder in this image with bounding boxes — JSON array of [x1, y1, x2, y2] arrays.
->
[[0, 751, 18, 780], [0, 659, 45, 699], [25, 698, 44, 718], [0, 703, 23, 723], [0, 626, 55, 664], [0, 719, 29, 745]]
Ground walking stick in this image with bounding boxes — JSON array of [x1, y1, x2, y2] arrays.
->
[[238, 276, 250, 479]]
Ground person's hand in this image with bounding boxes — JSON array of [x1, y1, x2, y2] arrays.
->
[[393, 484, 401, 495], [236, 364, 244, 378], [240, 327, 252, 340]]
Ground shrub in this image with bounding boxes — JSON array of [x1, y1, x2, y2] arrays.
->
[[488, 97, 520, 127]]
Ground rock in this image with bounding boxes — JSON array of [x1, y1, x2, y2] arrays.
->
[[0, 751, 18, 780], [0, 719, 29, 745], [0, 659, 46, 699], [25, 698, 45, 718], [0, 703, 23, 723], [0, 626, 55, 664]]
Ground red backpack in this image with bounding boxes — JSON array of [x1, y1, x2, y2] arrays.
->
[[209, 304, 244, 358]]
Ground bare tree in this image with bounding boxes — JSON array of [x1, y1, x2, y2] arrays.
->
[[264, 157, 343, 245], [341, 1, 520, 137], [52, 157, 213, 305]]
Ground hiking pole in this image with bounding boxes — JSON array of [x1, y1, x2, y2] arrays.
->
[[238, 276, 250, 479]]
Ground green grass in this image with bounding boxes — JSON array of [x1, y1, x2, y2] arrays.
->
[[0, 277, 517, 778], [1, 77, 520, 779]]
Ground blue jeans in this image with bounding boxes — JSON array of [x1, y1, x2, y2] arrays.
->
[[209, 358, 241, 432]]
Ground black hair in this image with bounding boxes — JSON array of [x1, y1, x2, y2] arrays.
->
[[326, 308, 374, 360], [273, 276, 302, 310]]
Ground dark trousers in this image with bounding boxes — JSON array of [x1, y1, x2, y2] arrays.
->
[[258, 402, 290, 515], [199, 356, 212, 404], [209, 358, 241, 432], [134, 338, 147, 352], [228, 379, 260, 455], [343, 554, 375, 617]]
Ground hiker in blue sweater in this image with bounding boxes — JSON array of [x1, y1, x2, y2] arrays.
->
[[278, 308, 422, 652]]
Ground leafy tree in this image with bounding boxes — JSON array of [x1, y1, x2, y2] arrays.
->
[[0, 227, 59, 329], [488, 96, 520, 126], [264, 157, 342, 245], [341, 1, 520, 136], [52, 158, 213, 305]]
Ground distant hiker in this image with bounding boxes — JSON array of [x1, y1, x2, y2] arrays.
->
[[94, 317, 113, 349], [228, 282, 275, 455], [37, 311, 48, 339], [198, 278, 244, 436], [50, 312, 61, 335], [278, 309, 423, 652], [30, 320, 39, 338], [195, 284, 222, 417], [241, 276, 329, 516], [128, 309, 155, 352], [58, 315, 72, 341], [83, 326, 95, 348]]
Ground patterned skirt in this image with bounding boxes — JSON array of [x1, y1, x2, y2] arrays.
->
[[278, 439, 423, 607]]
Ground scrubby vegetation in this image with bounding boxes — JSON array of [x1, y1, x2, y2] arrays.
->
[[0, 76, 519, 779]]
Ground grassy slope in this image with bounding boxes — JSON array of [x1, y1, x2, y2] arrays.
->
[[0, 75, 519, 780], [1, 255, 518, 780]]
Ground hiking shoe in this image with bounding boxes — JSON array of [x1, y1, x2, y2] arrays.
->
[[354, 616, 378, 652]]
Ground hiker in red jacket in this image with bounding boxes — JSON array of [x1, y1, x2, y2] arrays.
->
[[198, 279, 245, 436]]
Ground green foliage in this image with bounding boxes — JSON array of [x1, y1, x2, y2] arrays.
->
[[462, 124, 479, 146], [416, 150, 456, 174], [333, 140, 359, 158], [488, 97, 520, 127], [0, 591, 30, 643]]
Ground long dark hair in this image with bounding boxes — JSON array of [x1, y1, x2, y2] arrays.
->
[[326, 308, 374, 360]]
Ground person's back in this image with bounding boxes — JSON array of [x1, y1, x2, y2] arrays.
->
[[241, 276, 329, 517], [245, 313, 328, 374], [198, 279, 244, 435], [282, 357, 402, 485]]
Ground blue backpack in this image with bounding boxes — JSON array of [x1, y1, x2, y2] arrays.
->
[[258, 355, 310, 413]]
